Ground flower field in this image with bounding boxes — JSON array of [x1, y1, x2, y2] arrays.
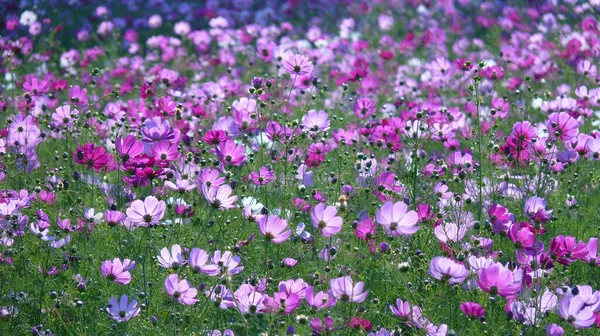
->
[[1, 1, 600, 335]]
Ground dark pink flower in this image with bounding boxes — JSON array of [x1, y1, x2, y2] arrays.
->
[[460, 302, 485, 319]]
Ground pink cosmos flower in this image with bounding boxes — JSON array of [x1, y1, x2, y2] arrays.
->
[[126, 196, 166, 227], [354, 98, 376, 119], [460, 302, 485, 319], [476, 263, 522, 298], [157, 244, 186, 269], [198, 168, 225, 189], [375, 201, 419, 237], [101, 258, 135, 285], [310, 317, 334, 333], [22, 77, 49, 95], [354, 218, 376, 240], [329, 276, 368, 303], [69, 85, 88, 106], [305, 286, 336, 309], [488, 203, 513, 233], [258, 215, 291, 244], [202, 184, 237, 210], [282, 53, 314, 76], [390, 298, 411, 319], [216, 140, 246, 166], [151, 141, 180, 166], [51, 105, 78, 128], [107, 295, 140, 322], [165, 274, 198, 305], [428, 257, 469, 285], [507, 223, 536, 248], [549, 235, 587, 266], [248, 166, 275, 186], [282, 258, 297, 267], [586, 137, 600, 159], [189, 248, 219, 276], [311, 203, 343, 237], [581, 238, 600, 266]]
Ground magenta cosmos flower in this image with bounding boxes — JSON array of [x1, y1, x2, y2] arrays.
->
[[216, 140, 246, 166], [376, 201, 419, 237], [428, 257, 469, 285], [73, 143, 116, 172], [258, 215, 291, 244], [101, 258, 135, 285], [476, 263, 522, 298], [311, 203, 343, 237], [107, 295, 140, 322], [547, 112, 579, 141], [282, 53, 314, 76], [460, 302, 485, 319], [115, 134, 144, 164], [329, 276, 368, 303], [126, 196, 166, 227], [165, 274, 198, 305]]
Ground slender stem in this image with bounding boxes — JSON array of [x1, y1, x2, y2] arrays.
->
[[474, 81, 484, 222]]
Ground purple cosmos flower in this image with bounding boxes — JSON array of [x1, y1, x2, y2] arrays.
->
[[258, 215, 291, 244], [213, 250, 243, 276], [107, 295, 140, 322], [282, 258, 297, 267], [126, 196, 166, 227], [558, 293, 595, 328], [546, 323, 564, 336], [189, 248, 219, 276], [234, 284, 267, 315], [311, 203, 343, 237], [524, 196, 553, 223], [165, 274, 198, 305], [329, 276, 368, 303], [428, 257, 469, 285], [302, 109, 330, 133], [376, 201, 420, 237]]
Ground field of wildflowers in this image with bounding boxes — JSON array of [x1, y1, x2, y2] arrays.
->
[[1, 0, 600, 335]]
